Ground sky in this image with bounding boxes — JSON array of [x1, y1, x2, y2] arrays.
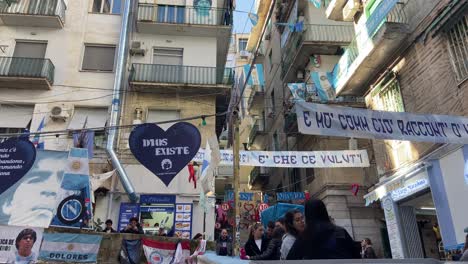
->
[[233, 0, 255, 33]]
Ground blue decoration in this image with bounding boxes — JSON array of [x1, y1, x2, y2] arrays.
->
[[118, 203, 140, 231], [0, 137, 36, 194], [277, 192, 305, 201], [308, 0, 321, 8], [248, 13, 259, 26], [129, 122, 201, 186]]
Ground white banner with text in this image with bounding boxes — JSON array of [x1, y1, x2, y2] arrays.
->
[[193, 149, 369, 168], [295, 102, 468, 144]]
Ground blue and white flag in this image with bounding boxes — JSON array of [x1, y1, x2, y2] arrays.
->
[[309, 0, 321, 8], [39, 233, 102, 263], [287, 83, 316, 102], [32, 117, 45, 149], [243, 64, 265, 86], [50, 148, 93, 229], [200, 136, 221, 194], [248, 12, 259, 26], [311, 71, 336, 102]]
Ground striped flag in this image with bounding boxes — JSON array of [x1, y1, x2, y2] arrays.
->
[[32, 117, 45, 149], [142, 239, 190, 264], [248, 12, 259, 26], [73, 116, 95, 159], [309, 0, 321, 8], [39, 233, 102, 262]]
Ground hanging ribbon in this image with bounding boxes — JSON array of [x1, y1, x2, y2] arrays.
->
[[188, 163, 196, 189]]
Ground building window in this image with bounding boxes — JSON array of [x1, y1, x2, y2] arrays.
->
[[82, 44, 116, 72], [68, 107, 108, 149], [238, 38, 248, 52], [273, 132, 280, 151], [157, 5, 185, 23], [153, 48, 183, 65], [147, 109, 180, 130], [0, 105, 33, 141], [446, 15, 468, 82], [92, 0, 122, 14], [270, 90, 275, 113], [371, 74, 404, 112], [268, 49, 273, 71]]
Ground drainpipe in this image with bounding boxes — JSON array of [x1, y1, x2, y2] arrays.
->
[[106, 0, 138, 202]]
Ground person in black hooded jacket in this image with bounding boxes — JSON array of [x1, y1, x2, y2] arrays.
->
[[286, 199, 360, 260], [244, 222, 269, 257]]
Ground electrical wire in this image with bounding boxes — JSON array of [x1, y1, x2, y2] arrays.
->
[[0, 111, 227, 138]]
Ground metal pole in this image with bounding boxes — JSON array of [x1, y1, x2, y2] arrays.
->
[[232, 110, 240, 256]]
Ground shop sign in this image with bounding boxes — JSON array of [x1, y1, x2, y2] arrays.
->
[[140, 194, 176, 204], [296, 102, 468, 144], [391, 178, 429, 202], [118, 203, 140, 231], [129, 122, 201, 186], [277, 192, 305, 201]]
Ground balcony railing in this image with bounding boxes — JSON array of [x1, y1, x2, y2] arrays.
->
[[130, 64, 233, 86], [249, 167, 269, 187], [138, 4, 232, 26], [0, 57, 55, 83], [332, 1, 409, 87], [249, 119, 266, 145], [281, 24, 355, 78], [0, 0, 66, 23]]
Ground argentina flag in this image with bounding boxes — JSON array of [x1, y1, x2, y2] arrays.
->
[[39, 233, 102, 262], [311, 71, 336, 102]]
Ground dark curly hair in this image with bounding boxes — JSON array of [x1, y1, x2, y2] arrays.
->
[[15, 229, 37, 249]]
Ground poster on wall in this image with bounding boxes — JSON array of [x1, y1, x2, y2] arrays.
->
[[118, 203, 140, 232], [140, 195, 176, 236], [0, 225, 43, 263], [50, 148, 93, 229], [174, 203, 193, 239], [129, 122, 201, 186], [0, 141, 67, 228]]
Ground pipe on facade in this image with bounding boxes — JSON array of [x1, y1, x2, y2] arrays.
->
[[106, 0, 137, 202]]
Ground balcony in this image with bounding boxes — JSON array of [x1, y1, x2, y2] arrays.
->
[[249, 167, 269, 190], [248, 119, 267, 148], [137, 4, 232, 36], [0, 0, 66, 28], [247, 85, 264, 113], [281, 23, 354, 82], [333, 1, 410, 95], [129, 64, 233, 93], [0, 57, 54, 90]]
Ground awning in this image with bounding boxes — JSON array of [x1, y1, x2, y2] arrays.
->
[[68, 107, 108, 130], [364, 162, 429, 206], [0, 104, 33, 128]]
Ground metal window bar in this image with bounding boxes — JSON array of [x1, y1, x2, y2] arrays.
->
[[447, 15, 468, 82], [0, 0, 66, 23], [0, 57, 55, 84], [138, 3, 232, 26], [130, 64, 233, 85]]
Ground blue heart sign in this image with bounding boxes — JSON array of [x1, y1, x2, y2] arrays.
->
[[0, 138, 36, 194], [129, 122, 201, 186]]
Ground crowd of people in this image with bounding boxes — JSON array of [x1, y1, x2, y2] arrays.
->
[[215, 199, 378, 260]]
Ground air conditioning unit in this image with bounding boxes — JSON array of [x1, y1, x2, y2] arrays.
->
[[239, 50, 250, 58], [343, 0, 361, 21], [50, 105, 69, 121], [130, 41, 145, 56]]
